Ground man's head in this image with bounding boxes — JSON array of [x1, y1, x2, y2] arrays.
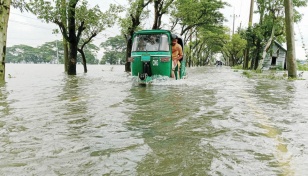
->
[[171, 34, 177, 46]]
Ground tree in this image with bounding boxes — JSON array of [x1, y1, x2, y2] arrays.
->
[[187, 27, 229, 67], [199, 28, 229, 65], [151, 0, 174, 29], [100, 35, 126, 65], [6, 44, 44, 63], [39, 40, 63, 63], [222, 34, 247, 66], [77, 43, 99, 65], [76, 3, 122, 72], [6, 41, 99, 64], [0, 0, 11, 81], [6, 44, 58, 63], [170, 0, 226, 42], [119, 0, 151, 72], [28, 0, 120, 75]]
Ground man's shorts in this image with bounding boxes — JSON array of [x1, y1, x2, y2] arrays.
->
[[172, 60, 181, 71]]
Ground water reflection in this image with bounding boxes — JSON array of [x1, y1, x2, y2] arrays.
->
[[0, 82, 10, 117], [59, 75, 90, 130]]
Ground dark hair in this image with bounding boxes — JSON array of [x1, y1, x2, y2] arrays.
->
[[171, 34, 177, 39]]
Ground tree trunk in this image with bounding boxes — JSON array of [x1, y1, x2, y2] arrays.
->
[[243, 48, 249, 69], [78, 48, 87, 73], [61, 0, 69, 72], [63, 38, 69, 71], [257, 26, 275, 70], [68, 42, 77, 75], [0, 0, 11, 81], [251, 39, 261, 70], [67, 0, 78, 75], [152, 0, 159, 29], [284, 0, 297, 78], [125, 35, 132, 72], [125, 28, 135, 72]]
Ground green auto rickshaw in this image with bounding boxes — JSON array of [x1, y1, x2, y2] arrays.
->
[[128, 29, 186, 84]]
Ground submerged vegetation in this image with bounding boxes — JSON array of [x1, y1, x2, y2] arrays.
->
[[241, 70, 305, 80]]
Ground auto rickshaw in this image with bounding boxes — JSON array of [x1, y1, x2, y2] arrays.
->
[[128, 29, 186, 84]]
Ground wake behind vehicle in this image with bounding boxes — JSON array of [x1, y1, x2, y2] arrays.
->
[[128, 30, 186, 84]]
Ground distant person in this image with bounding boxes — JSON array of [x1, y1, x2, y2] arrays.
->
[[171, 34, 183, 78]]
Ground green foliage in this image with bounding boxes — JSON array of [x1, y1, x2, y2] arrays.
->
[[77, 43, 100, 64], [100, 35, 126, 65], [27, 0, 122, 71], [171, 0, 227, 36], [222, 34, 247, 66], [77, 3, 124, 40], [232, 64, 243, 70], [119, 0, 149, 36], [297, 60, 308, 71], [169, 0, 227, 66], [6, 45, 48, 64], [6, 41, 99, 64]]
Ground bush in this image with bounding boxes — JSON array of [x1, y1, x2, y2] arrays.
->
[[232, 64, 243, 69], [297, 64, 308, 71]]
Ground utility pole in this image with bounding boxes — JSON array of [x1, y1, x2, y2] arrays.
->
[[231, 14, 239, 35], [248, 0, 254, 27], [243, 0, 254, 69], [284, 0, 297, 78], [232, 14, 236, 35]]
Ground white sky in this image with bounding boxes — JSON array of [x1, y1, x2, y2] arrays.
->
[[7, 0, 308, 60]]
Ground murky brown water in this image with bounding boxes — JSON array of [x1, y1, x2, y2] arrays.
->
[[0, 64, 308, 175]]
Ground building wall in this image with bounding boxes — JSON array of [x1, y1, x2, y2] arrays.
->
[[263, 43, 287, 70]]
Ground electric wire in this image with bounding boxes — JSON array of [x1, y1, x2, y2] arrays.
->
[[9, 19, 54, 30]]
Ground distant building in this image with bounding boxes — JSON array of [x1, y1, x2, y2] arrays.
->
[[262, 40, 287, 70]]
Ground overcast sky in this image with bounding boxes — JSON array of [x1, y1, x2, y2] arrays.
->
[[7, 0, 308, 60]]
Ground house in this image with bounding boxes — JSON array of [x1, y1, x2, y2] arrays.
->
[[262, 40, 287, 70]]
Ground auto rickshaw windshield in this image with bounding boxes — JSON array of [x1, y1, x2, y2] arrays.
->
[[132, 34, 170, 52]]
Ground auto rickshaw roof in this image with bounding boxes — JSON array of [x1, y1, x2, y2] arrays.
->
[[133, 30, 183, 41], [133, 29, 172, 35]]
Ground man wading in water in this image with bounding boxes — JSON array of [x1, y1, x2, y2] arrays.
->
[[171, 34, 183, 78]]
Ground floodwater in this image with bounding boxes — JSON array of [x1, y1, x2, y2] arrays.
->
[[1, 64, 308, 175]]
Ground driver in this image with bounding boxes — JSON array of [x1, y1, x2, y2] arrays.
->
[[146, 35, 159, 51]]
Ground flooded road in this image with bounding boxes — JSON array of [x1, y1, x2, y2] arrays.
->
[[1, 64, 308, 175]]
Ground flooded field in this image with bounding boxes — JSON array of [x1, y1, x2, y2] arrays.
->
[[1, 64, 308, 175]]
